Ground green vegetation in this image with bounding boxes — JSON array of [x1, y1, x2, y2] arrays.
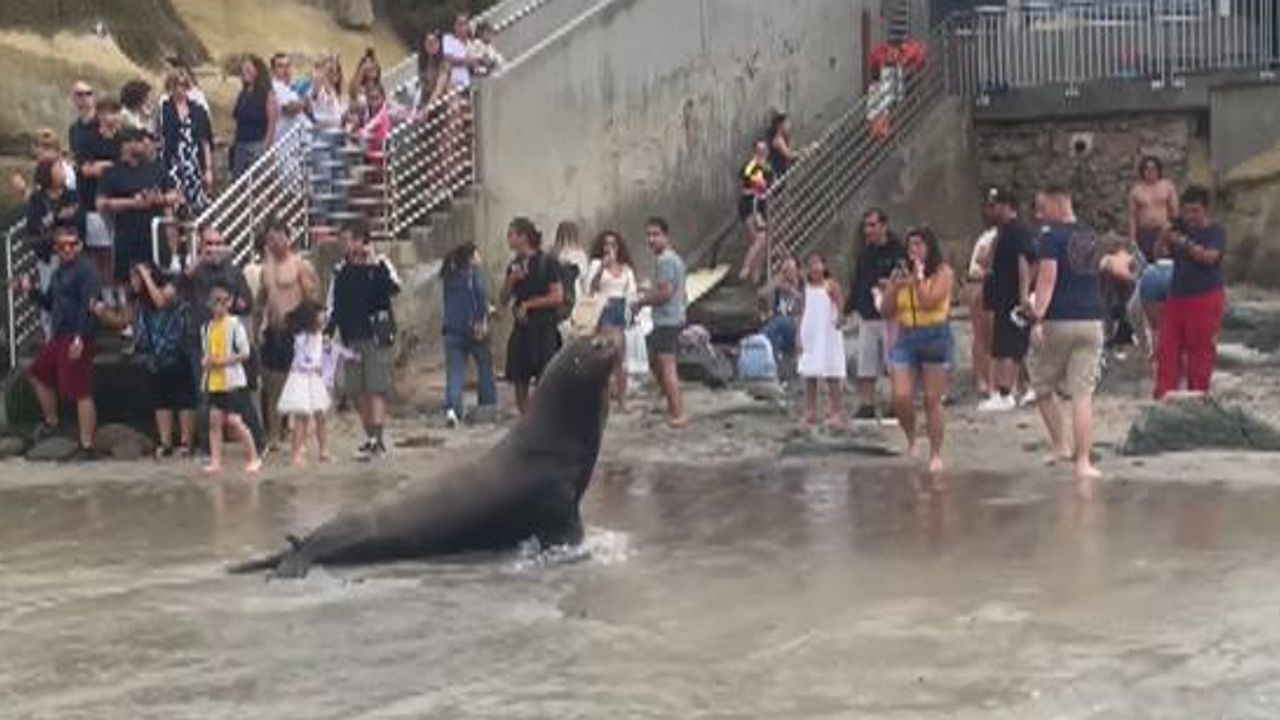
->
[[0, 0, 208, 67]]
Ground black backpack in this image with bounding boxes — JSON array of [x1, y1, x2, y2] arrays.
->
[[557, 260, 580, 322]]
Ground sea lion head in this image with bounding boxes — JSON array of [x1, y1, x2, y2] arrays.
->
[[524, 334, 619, 441]]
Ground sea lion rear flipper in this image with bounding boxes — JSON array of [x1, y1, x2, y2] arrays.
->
[[269, 550, 315, 580]]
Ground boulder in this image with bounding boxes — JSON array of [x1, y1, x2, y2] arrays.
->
[[0, 435, 27, 460], [677, 328, 734, 389], [1120, 396, 1280, 456], [96, 423, 156, 461], [687, 279, 762, 343], [334, 0, 376, 29], [26, 436, 79, 462]]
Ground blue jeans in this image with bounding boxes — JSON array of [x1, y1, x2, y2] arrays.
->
[[762, 315, 796, 358], [445, 332, 498, 416]]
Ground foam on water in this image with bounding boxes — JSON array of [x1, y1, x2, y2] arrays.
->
[[506, 526, 631, 573]]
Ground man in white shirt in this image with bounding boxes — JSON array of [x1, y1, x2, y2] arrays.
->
[[270, 53, 310, 144], [443, 13, 477, 91]]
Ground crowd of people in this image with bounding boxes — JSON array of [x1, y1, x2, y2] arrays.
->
[[753, 156, 1227, 481]]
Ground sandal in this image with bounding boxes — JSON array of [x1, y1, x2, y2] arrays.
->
[[155, 445, 176, 459]]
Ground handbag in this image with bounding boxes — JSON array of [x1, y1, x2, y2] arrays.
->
[[371, 308, 397, 348]]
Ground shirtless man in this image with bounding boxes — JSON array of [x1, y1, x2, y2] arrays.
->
[[1129, 156, 1178, 262], [258, 219, 321, 450]]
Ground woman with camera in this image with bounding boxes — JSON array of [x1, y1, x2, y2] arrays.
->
[[882, 227, 955, 476], [441, 242, 498, 428]]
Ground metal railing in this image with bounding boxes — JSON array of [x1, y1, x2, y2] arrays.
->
[[188, 122, 312, 266], [947, 0, 1278, 97], [4, 219, 38, 369], [765, 33, 948, 275], [385, 90, 477, 236]]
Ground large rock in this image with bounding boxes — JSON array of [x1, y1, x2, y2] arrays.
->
[[334, 0, 375, 29], [687, 279, 762, 343], [1120, 396, 1280, 456], [0, 435, 27, 460], [96, 423, 156, 461], [26, 436, 79, 462]]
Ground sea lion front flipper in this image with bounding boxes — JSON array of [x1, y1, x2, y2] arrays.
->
[[534, 501, 584, 549], [268, 550, 315, 580]]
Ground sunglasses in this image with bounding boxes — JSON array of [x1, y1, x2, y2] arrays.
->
[[208, 296, 231, 307]]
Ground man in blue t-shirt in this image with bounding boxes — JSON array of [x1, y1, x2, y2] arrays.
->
[[1026, 186, 1105, 481], [638, 217, 688, 429], [1155, 184, 1226, 399]]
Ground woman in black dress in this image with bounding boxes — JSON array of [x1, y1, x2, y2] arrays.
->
[[499, 217, 565, 415]]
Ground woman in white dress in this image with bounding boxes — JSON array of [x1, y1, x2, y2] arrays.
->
[[587, 230, 638, 410], [796, 251, 847, 427], [277, 300, 331, 467]]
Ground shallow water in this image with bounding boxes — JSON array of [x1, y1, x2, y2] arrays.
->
[[4, 461, 1280, 719]]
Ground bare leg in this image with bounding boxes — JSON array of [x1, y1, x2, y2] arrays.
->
[[658, 354, 686, 427], [156, 409, 174, 451], [515, 383, 531, 415], [32, 377, 59, 428], [76, 398, 97, 449], [803, 378, 819, 424], [891, 368, 917, 455], [1073, 394, 1101, 480], [290, 413, 307, 467], [178, 409, 195, 452], [315, 413, 330, 461], [922, 367, 949, 474], [856, 378, 876, 410], [205, 408, 225, 474], [1036, 392, 1071, 464], [227, 414, 262, 474], [608, 329, 628, 410], [827, 378, 846, 427]]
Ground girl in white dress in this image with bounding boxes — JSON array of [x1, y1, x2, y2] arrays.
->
[[796, 252, 847, 427], [277, 301, 331, 467]]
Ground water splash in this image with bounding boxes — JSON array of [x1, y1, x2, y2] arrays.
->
[[506, 527, 631, 573]]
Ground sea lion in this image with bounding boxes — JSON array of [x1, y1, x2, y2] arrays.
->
[[229, 335, 618, 578]]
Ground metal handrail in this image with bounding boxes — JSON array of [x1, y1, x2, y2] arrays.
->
[[764, 31, 948, 277], [5, 218, 39, 369], [384, 89, 476, 236], [185, 121, 311, 267]]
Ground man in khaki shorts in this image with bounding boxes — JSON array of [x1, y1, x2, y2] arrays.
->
[[1025, 186, 1105, 481]]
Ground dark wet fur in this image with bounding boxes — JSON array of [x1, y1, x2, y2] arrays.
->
[[227, 337, 617, 578]]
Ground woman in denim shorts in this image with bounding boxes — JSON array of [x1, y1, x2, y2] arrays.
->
[[587, 230, 638, 409], [882, 227, 956, 475]]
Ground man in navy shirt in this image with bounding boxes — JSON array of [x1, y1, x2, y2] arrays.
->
[[1155, 185, 1226, 399], [1026, 186, 1105, 481]]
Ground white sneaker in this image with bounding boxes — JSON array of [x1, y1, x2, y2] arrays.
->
[[977, 394, 1017, 413], [445, 409, 460, 429], [1018, 389, 1038, 407]]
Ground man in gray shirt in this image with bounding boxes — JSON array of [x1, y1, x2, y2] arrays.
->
[[639, 216, 688, 428]]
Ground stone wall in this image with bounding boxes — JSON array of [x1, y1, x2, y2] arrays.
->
[[974, 113, 1202, 235]]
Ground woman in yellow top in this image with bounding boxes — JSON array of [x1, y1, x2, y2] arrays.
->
[[882, 227, 955, 475]]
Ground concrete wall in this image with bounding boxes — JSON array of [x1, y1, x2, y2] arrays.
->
[[1210, 82, 1280, 177], [472, 0, 878, 276], [811, 95, 985, 284]]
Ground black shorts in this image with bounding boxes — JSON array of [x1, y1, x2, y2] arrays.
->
[[208, 389, 254, 418], [113, 234, 151, 283], [992, 308, 1030, 361], [506, 320, 561, 384], [647, 326, 682, 357], [151, 362, 196, 411], [260, 327, 295, 372], [738, 194, 767, 222]]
